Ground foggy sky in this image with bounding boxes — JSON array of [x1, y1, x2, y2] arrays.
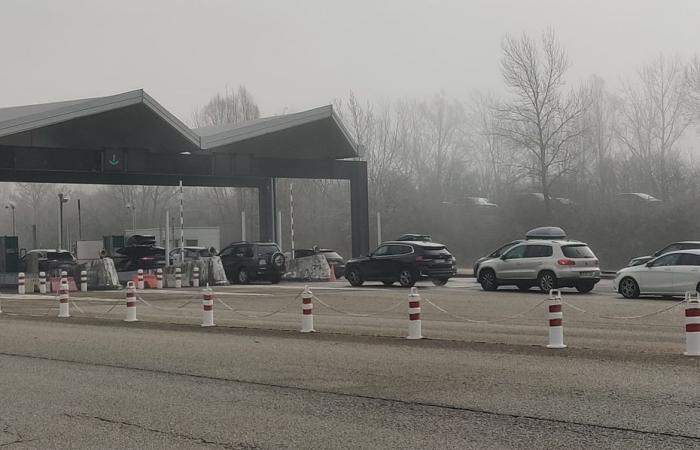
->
[[1, 0, 699, 121]]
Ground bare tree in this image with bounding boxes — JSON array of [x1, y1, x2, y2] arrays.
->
[[493, 30, 589, 217], [687, 56, 700, 118], [191, 85, 260, 128], [617, 56, 692, 198]]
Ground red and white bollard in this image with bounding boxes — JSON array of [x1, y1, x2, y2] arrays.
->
[[202, 288, 215, 327], [546, 289, 566, 349], [137, 269, 144, 290], [407, 287, 423, 339], [125, 281, 137, 322], [39, 271, 47, 294], [175, 268, 182, 289], [60, 270, 68, 289], [301, 285, 315, 333], [684, 292, 700, 356], [156, 268, 163, 289], [58, 281, 70, 318], [192, 266, 200, 288], [17, 272, 25, 295], [80, 270, 88, 292]]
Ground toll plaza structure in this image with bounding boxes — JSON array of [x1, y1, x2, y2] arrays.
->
[[0, 90, 369, 257]]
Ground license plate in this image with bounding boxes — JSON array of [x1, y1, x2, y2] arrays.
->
[[580, 271, 595, 277]]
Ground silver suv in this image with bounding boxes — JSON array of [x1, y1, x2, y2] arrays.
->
[[476, 240, 601, 293]]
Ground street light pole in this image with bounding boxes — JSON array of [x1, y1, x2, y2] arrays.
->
[[125, 203, 136, 235]]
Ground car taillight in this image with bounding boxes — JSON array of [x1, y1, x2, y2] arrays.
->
[[258, 258, 267, 266], [557, 258, 576, 266], [416, 255, 432, 262]]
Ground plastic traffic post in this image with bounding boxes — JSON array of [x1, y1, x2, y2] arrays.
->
[[546, 289, 566, 349], [684, 292, 700, 356], [202, 288, 215, 327], [17, 272, 25, 295], [193, 266, 200, 288], [58, 281, 70, 318], [156, 268, 163, 289], [301, 285, 315, 333], [80, 270, 88, 292], [175, 268, 182, 289], [39, 271, 47, 294], [137, 269, 144, 290], [407, 287, 423, 339], [125, 281, 137, 322]]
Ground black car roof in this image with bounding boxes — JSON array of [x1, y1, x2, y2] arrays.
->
[[381, 241, 444, 248]]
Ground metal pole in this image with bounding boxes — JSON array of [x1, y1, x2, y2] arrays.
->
[[11, 206, 15, 236], [179, 180, 184, 264], [376, 211, 382, 246], [77, 199, 82, 241], [290, 182, 295, 260], [131, 208, 135, 235], [59, 195, 64, 250], [241, 211, 246, 241], [164, 210, 171, 266], [276, 210, 282, 249]]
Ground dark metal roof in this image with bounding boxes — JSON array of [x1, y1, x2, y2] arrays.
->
[[0, 90, 358, 159]]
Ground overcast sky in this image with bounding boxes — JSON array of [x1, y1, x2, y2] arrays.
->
[[1, 0, 699, 122]]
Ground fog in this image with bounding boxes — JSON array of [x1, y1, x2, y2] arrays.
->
[[2, 1, 700, 270]]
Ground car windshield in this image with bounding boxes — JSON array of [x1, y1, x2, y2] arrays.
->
[[561, 245, 595, 258], [424, 246, 448, 256], [321, 251, 342, 259], [46, 252, 73, 261], [257, 244, 280, 255]]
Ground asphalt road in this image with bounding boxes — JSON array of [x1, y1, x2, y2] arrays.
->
[[1, 279, 698, 449]]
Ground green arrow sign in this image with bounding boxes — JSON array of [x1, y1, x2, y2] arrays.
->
[[108, 154, 120, 166]]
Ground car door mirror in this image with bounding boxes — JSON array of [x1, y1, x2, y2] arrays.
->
[[500, 255, 508, 260], [645, 261, 654, 268]]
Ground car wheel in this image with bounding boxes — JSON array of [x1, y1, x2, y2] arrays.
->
[[537, 271, 557, 293], [619, 277, 640, 299], [432, 278, 449, 286], [236, 267, 250, 285], [398, 268, 416, 288], [382, 281, 394, 286], [575, 282, 595, 294], [479, 269, 498, 291], [269, 275, 282, 284], [346, 267, 364, 286], [516, 283, 530, 292]]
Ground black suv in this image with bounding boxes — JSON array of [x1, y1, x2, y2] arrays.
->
[[345, 241, 456, 287], [218, 242, 286, 284]]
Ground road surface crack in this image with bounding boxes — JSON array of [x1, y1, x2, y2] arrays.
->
[[63, 413, 259, 449]]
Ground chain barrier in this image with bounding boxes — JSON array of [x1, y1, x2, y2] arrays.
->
[[136, 293, 200, 312], [422, 297, 548, 324], [311, 294, 405, 317], [212, 292, 301, 319], [562, 298, 687, 320]]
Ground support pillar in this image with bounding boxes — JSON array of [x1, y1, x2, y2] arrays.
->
[[258, 177, 276, 242], [350, 161, 370, 257]]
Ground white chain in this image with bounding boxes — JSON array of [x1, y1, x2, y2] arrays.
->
[[562, 299, 686, 320], [312, 295, 405, 317], [422, 297, 548, 324]]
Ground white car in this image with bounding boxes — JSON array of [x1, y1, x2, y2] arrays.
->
[[476, 240, 601, 293], [614, 250, 700, 298]]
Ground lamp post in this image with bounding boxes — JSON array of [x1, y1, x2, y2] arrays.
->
[[4, 202, 16, 236], [125, 203, 136, 235], [58, 193, 69, 249]]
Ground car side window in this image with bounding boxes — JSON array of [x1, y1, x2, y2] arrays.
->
[[390, 245, 413, 255], [503, 245, 527, 259], [524, 245, 553, 258], [677, 253, 700, 265], [373, 245, 391, 256], [651, 253, 682, 267], [219, 247, 234, 257]]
